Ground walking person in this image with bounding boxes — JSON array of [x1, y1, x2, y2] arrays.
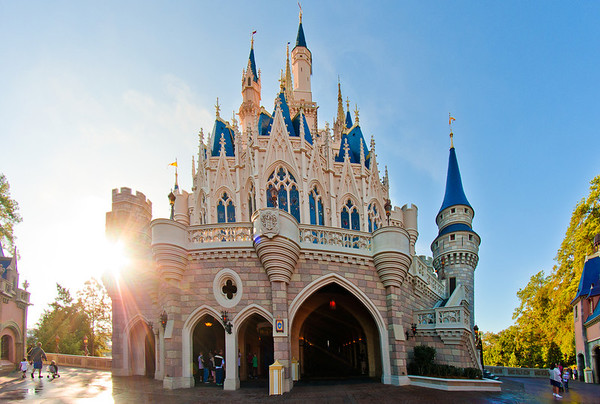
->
[[27, 342, 47, 379], [198, 352, 204, 383], [550, 363, 562, 399], [214, 350, 225, 386], [562, 368, 569, 392], [19, 358, 28, 378], [252, 352, 258, 379]]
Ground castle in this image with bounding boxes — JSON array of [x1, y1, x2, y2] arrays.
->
[[104, 11, 481, 391]]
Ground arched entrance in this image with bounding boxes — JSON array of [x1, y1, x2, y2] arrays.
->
[[593, 346, 600, 384], [1, 334, 12, 361], [192, 313, 225, 384], [291, 282, 382, 380], [577, 353, 585, 381], [237, 313, 274, 381], [128, 320, 155, 377]]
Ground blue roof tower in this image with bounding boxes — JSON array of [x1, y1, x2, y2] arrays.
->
[[431, 130, 480, 330]]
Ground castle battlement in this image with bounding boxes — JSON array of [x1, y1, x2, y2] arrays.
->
[[111, 187, 152, 215]]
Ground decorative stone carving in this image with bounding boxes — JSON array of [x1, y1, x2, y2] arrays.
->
[[260, 210, 280, 238]]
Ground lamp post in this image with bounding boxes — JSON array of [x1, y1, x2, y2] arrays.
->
[[221, 311, 233, 334], [168, 191, 176, 220], [384, 199, 392, 226], [160, 311, 168, 330], [83, 335, 89, 356]]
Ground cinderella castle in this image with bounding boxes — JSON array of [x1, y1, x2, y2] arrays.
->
[[104, 10, 482, 392]]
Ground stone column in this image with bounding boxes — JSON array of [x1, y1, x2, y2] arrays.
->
[[372, 226, 412, 386], [252, 209, 300, 393], [224, 330, 239, 390]]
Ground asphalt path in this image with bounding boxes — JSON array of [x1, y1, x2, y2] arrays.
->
[[0, 367, 599, 403]]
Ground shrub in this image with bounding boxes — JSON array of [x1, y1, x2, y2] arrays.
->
[[407, 346, 482, 379]]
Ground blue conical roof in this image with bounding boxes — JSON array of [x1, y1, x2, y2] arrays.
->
[[438, 147, 471, 214], [248, 47, 258, 82], [345, 111, 353, 129], [295, 22, 307, 48], [335, 124, 370, 168]]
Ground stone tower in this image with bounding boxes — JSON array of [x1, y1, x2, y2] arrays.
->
[[105, 187, 157, 376], [431, 137, 480, 328]]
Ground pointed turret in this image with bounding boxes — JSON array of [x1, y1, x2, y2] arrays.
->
[[292, 9, 312, 102], [431, 133, 480, 329], [438, 140, 472, 215], [240, 36, 262, 135]]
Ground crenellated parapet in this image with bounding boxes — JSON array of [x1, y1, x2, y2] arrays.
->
[[252, 209, 300, 284], [106, 187, 153, 247]]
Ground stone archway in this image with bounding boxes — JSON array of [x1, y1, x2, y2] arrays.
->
[[1, 334, 12, 361], [593, 346, 600, 384], [182, 305, 226, 387], [236, 311, 274, 381], [126, 318, 155, 377], [289, 273, 390, 382]]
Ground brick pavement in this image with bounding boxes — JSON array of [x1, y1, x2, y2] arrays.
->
[[1, 367, 599, 403]]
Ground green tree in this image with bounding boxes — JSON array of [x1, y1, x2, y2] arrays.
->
[[31, 281, 112, 356], [483, 175, 600, 368], [0, 173, 22, 252], [76, 278, 112, 356]]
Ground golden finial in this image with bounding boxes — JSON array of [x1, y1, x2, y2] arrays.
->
[[298, 2, 303, 23], [354, 104, 360, 124], [346, 97, 350, 112], [215, 97, 221, 118], [448, 113, 456, 148], [251, 30, 256, 48], [279, 69, 285, 91]]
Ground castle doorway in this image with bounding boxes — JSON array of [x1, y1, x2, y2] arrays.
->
[[192, 314, 225, 383], [128, 320, 155, 377], [291, 283, 381, 380], [1, 334, 12, 361], [237, 313, 273, 381], [593, 346, 600, 384]]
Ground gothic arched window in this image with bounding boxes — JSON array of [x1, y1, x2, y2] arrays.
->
[[341, 199, 360, 231], [217, 192, 235, 223], [309, 186, 324, 225], [266, 166, 300, 222], [368, 202, 381, 232]]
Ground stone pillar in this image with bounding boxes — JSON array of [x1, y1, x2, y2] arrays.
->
[[151, 218, 189, 389], [372, 226, 412, 385], [224, 330, 239, 390], [252, 208, 300, 393]]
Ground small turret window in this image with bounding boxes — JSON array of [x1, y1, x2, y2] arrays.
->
[[248, 77, 251, 86], [309, 186, 324, 226], [341, 199, 360, 231], [450, 234, 455, 241], [266, 166, 300, 222], [451, 208, 456, 213], [368, 203, 381, 232], [217, 192, 236, 223], [248, 183, 256, 220], [469, 235, 473, 241]]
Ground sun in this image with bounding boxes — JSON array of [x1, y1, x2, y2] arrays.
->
[[103, 239, 130, 278]]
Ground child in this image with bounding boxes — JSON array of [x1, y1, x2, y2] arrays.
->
[[47, 360, 60, 379], [562, 368, 569, 392], [19, 358, 28, 378]]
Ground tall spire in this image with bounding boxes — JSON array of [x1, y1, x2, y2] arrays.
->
[[295, 5, 307, 48], [285, 42, 293, 99], [438, 136, 472, 214], [247, 38, 259, 83], [336, 79, 345, 126]]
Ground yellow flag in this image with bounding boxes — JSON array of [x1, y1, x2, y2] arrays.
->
[[169, 161, 178, 167], [449, 116, 456, 125]]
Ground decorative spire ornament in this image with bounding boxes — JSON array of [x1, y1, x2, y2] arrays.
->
[[215, 97, 221, 118], [449, 113, 456, 148], [354, 104, 360, 124]]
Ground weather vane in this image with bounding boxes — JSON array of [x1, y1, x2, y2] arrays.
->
[[449, 113, 456, 148]]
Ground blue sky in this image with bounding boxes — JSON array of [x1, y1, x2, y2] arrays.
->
[[1, 1, 598, 333]]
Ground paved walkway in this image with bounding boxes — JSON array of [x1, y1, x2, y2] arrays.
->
[[0, 367, 599, 403]]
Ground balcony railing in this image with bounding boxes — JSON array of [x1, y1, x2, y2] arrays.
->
[[415, 305, 470, 330], [188, 223, 253, 244], [299, 225, 372, 252]]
